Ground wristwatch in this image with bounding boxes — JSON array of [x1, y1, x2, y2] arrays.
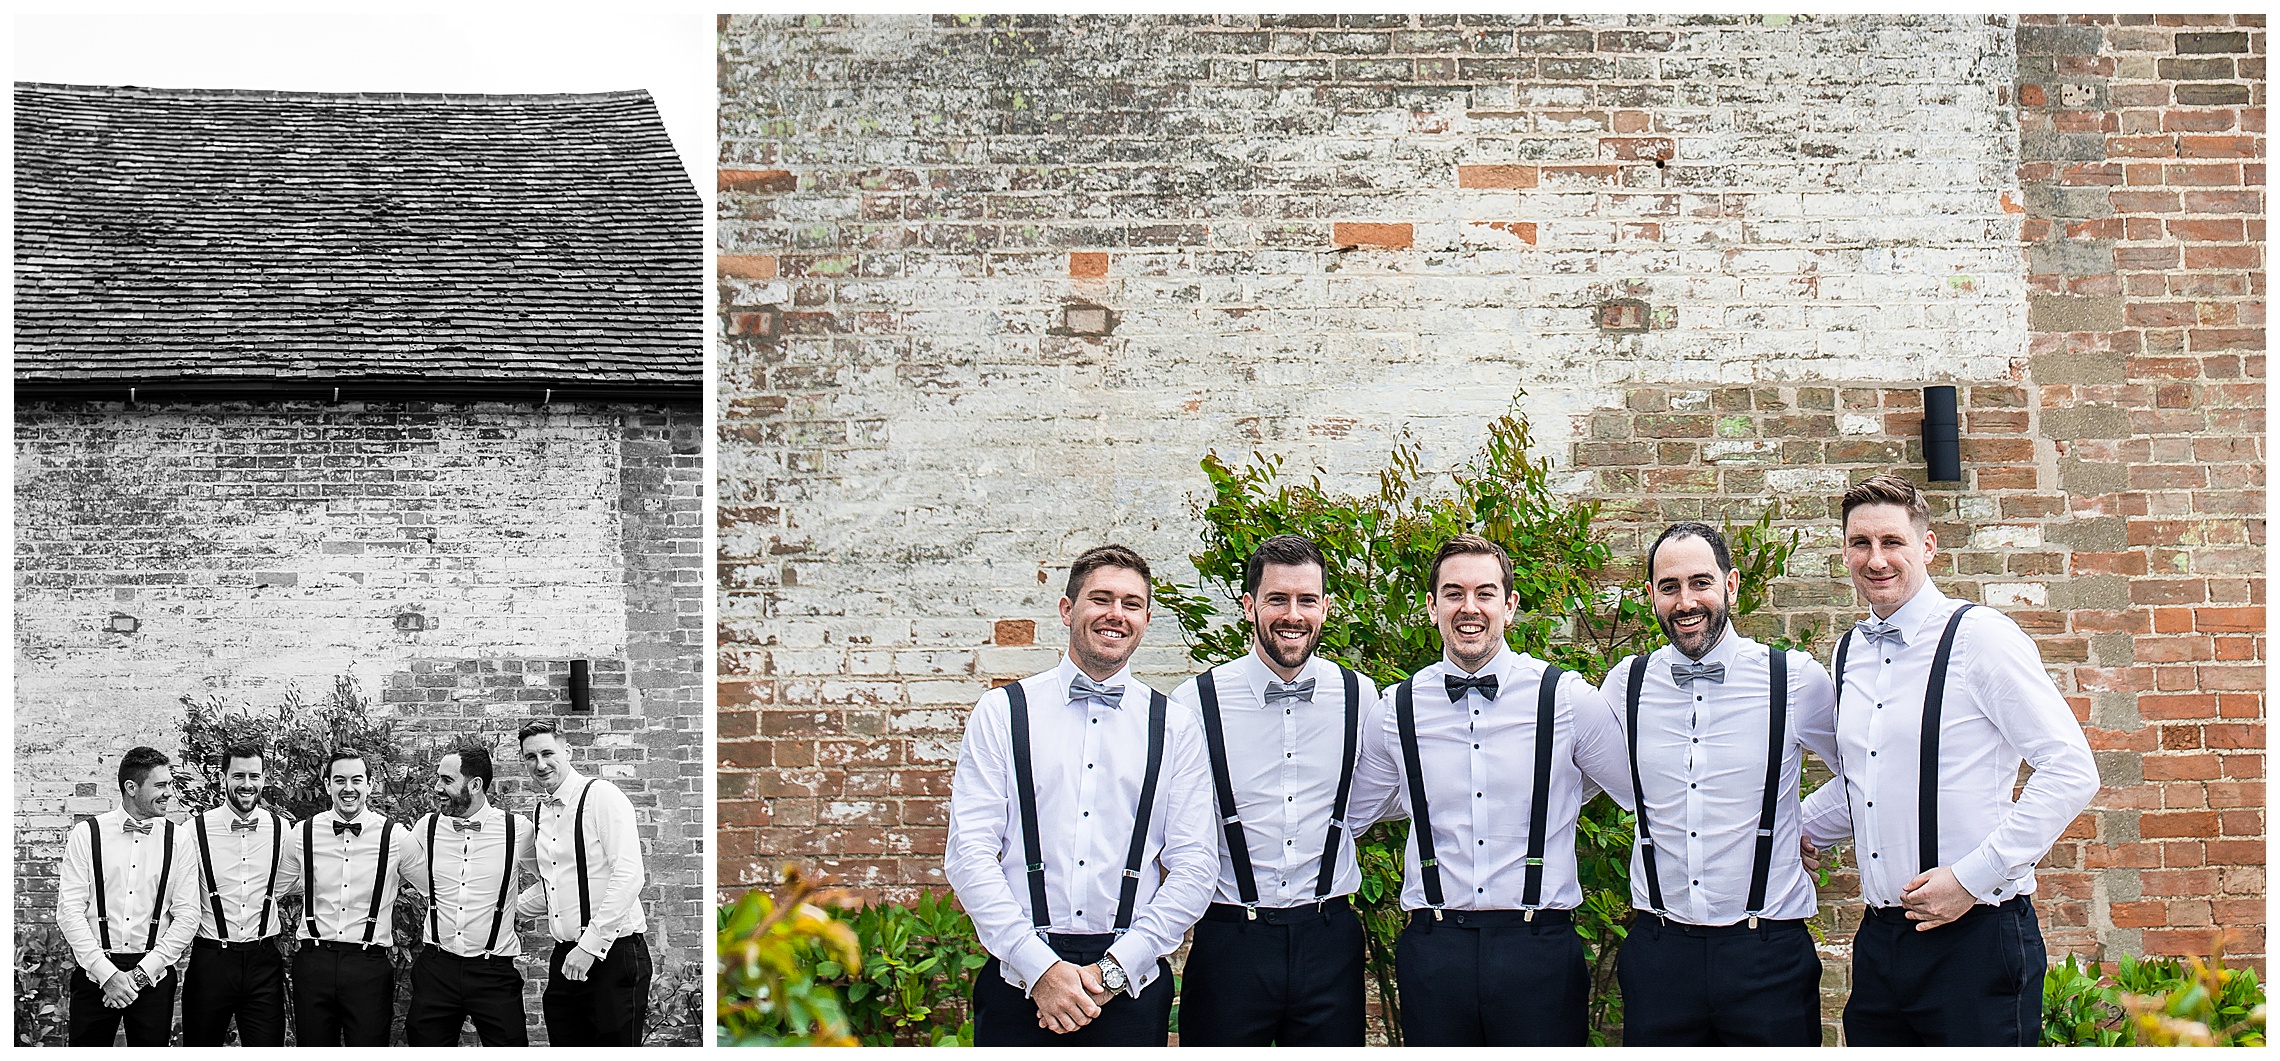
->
[[1095, 955, 1127, 993], [130, 968, 153, 990]]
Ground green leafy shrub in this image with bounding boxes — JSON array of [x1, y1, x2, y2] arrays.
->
[[14, 924, 71, 1046], [718, 869, 862, 1046], [1155, 409, 1804, 1045], [814, 891, 985, 1046], [2045, 947, 2266, 1047]]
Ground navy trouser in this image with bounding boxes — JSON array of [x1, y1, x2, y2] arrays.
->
[[1179, 898, 1367, 1046], [407, 945, 529, 1046], [68, 951, 176, 1046], [181, 937, 287, 1046], [971, 932, 1175, 1046], [543, 933, 652, 1046], [1618, 912, 1823, 1045], [1396, 908, 1589, 1046], [1845, 895, 2045, 1046]]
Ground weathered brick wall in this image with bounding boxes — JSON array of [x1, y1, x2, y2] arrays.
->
[[715, 12, 2264, 1001], [13, 401, 704, 1041]]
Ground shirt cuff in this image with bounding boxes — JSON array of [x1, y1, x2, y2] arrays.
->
[[575, 926, 615, 959], [1799, 804, 1849, 848], [134, 955, 170, 983], [86, 954, 121, 984], [1004, 935, 1062, 998], [1948, 848, 2014, 905], [1105, 937, 1155, 999]]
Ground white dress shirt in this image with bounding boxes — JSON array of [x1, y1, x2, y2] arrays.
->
[[515, 771, 647, 957], [944, 656, 1218, 998], [1800, 583, 2099, 906], [191, 805, 292, 941], [404, 805, 538, 957], [276, 809, 413, 947], [1598, 631, 1838, 925], [1347, 646, 1631, 912], [56, 808, 202, 984], [1169, 650, 1388, 908]]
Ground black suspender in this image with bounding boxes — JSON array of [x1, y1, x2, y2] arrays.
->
[[485, 813, 517, 954], [1005, 681, 1051, 931], [427, 812, 519, 954], [1744, 650, 1790, 926], [1521, 668, 1562, 913], [1393, 679, 1443, 916], [302, 819, 318, 939], [1195, 671, 1261, 914], [362, 820, 395, 946], [1315, 665, 1363, 901], [1004, 677, 1172, 934], [197, 814, 228, 939], [1834, 606, 1977, 876], [140, 821, 177, 952], [1920, 605, 1974, 874], [1113, 690, 1171, 933], [571, 782, 595, 930], [258, 813, 283, 939], [426, 814, 443, 946], [87, 818, 112, 951], [1622, 656, 1668, 915]]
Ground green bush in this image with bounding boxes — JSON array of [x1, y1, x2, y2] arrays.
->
[[814, 891, 984, 1046], [14, 924, 71, 1046], [2046, 949, 2267, 1047], [717, 871, 861, 1046], [1155, 409, 1804, 1044]]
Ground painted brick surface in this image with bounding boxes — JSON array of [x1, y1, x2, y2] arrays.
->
[[717, 12, 2265, 1030], [14, 401, 705, 1043]]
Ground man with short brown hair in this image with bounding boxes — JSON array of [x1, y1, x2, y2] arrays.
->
[[1802, 473, 2096, 1046], [945, 544, 1217, 1046], [57, 746, 201, 1046]]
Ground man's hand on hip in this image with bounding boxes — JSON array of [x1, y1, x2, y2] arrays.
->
[[1900, 865, 1977, 930], [1030, 960, 1102, 1035]]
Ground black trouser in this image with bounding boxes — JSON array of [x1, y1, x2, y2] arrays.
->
[[67, 951, 176, 1046], [971, 932, 1176, 1046], [181, 937, 288, 1046], [292, 940, 396, 1046], [1396, 908, 1589, 1046], [1618, 912, 1823, 1046], [1180, 898, 1366, 1046], [1845, 895, 2045, 1046], [406, 945, 529, 1046], [542, 933, 652, 1046]]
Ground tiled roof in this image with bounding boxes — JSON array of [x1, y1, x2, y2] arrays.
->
[[14, 82, 700, 392]]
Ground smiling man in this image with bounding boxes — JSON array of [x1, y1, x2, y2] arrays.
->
[[1345, 533, 1630, 1046], [1800, 474, 2096, 1046], [1598, 523, 1837, 1045], [516, 721, 650, 1046], [945, 544, 1217, 1046], [182, 742, 292, 1046], [275, 747, 411, 1047], [403, 745, 539, 1046], [1169, 535, 1385, 1046], [56, 746, 201, 1046]]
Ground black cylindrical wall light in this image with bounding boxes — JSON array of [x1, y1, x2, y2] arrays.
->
[[568, 659, 592, 713], [1923, 385, 1962, 482]]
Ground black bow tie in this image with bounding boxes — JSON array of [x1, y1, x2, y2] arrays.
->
[[332, 820, 364, 838], [1445, 673, 1499, 703], [450, 817, 483, 832], [230, 817, 261, 833]]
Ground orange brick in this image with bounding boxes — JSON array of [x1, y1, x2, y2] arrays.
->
[[2111, 900, 2169, 927], [1068, 252, 1108, 278], [1332, 222, 1413, 249], [2141, 810, 2219, 838], [719, 254, 780, 279], [1456, 164, 1538, 189], [2194, 605, 2263, 632], [719, 168, 798, 193]]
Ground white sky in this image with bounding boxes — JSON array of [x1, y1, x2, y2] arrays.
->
[[13, 12, 716, 180]]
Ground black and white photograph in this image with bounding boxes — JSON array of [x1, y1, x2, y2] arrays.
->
[[12, 13, 710, 1046]]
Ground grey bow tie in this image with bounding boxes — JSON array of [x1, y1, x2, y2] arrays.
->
[[1857, 619, 1906, 647], [1264, 678, 1316, 704], [1067, 673, 1125, 710], [1671, 661, 1725, 685]]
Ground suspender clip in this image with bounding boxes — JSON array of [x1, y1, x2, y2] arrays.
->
[[1524, 908, 1536, 922], [1243, 904, 1257, 921], [1748, 915, 1760, 929], [1757, 828, 1775, 837], [1431, 907, 1443, 921], [1122, 869, 1141, 880], [1025, 862, 1044, 872], [1523, 857, 1544, 867], [1221, 814, 1241, 826]]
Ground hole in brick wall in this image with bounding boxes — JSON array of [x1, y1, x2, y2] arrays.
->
[[1598, 299, 1650, 332]]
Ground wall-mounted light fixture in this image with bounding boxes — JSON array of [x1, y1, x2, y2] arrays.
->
[[1923, 385, 1962, 482], [568, 659, 592, 713], [394, 611, 426, 633], [107, 613, 139, 634]]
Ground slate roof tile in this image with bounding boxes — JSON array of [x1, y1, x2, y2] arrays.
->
[[14, 82, 701, 391]]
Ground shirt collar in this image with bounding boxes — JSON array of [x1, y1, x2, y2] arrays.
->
[[542, 770, 592, 805]]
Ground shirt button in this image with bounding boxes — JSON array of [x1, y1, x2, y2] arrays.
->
[[1689, 783, 1697, 789], [1692, 879, 1700, 885], [1091, 719, 1098, 724], [1476, 792, 1483, 798], [1691, 738, 1698, 743], [1082, 811, 1089, 817], [1088, 763, 1095, 769], [1870, 751, 1877, 757], [1884, 659, 1891, 664], [1477, 839, 1484, 845], [1287, 796, 1294, 801], [1472, 744, 1480, 749], [1689, 831, 1696, 837], [1477, 888, 1484, 893], [1867, 801, 1874, 808], [1077, 860, 1084, 866], [1871, 852, 1880, 859]]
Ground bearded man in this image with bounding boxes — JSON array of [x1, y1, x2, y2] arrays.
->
[[181, 743, 292, 1046], [1169, 535, 1386, 1046], [1596, 522, 1838, 1045], [403, 745, 538, 1045]]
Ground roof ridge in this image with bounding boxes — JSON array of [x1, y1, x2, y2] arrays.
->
[[14, 81, 655, 104]]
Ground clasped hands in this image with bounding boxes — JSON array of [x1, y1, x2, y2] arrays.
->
[[101, 970, 141, 1009], [1031, 959, 1118, 1035], [1800, 839, 1975, 930]]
